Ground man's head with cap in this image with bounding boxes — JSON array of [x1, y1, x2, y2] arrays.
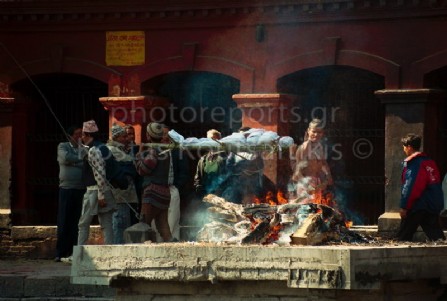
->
[[146, 122, 164, 142], [111, 124, 127, 143], [83, 120, 99, 133], [82, 120, 99, 144]]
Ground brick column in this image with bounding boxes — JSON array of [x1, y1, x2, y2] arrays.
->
[[374, 89, 445, 232], [0, 97, 14, 228], [232, 93, 296, 189], [99, 95, 170, 144]]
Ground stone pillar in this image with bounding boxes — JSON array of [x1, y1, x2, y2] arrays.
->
[[232, 93, 296, 188], [0, 97, 14, 228], [374, 89, 445, 232], [99, 95, 170, 144]]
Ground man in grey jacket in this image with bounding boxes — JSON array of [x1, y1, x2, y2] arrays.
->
[[55, 126, 86, 262]]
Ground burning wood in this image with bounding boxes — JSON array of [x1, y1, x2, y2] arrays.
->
[[291, 213, 321, 245], [202, 194, 244, 217], [207, 206, 240, 223], [290, 213, 341, 245], [197, 194, 371, 246], [241, 219, 271, 244], [196, 221, 239, 242]]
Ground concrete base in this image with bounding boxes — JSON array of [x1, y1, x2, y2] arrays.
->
[[377, 212, 437, 241], [112, 279, 446, 301], [377, 211, 401, 233], [0, 259, 115, 300], [71, 243, 447, 300], [0, 209, 11, 228], [1, 226, 105, 259]]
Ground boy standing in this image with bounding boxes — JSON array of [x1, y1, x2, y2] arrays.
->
[[397, 133, 445, 241]]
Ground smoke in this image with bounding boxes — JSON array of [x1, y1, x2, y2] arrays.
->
[[332, 183, 365, 225]]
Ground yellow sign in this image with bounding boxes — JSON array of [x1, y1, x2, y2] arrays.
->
[[106, 31, 145, 66]]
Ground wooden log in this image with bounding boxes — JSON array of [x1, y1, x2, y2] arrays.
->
[[291, 213, 324, 245], [241, 219, 271, 244], [207, 206, 239, 223], [196, 221, 238, 242], [242, 203, 277, 216], [202, 194, 244, 214]]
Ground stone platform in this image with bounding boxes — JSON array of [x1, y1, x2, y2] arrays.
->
[[71, 242, 447, 301], [0, 259, 115, 301]]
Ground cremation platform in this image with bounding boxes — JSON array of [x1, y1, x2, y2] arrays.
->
[[71, 242, 447, 300]]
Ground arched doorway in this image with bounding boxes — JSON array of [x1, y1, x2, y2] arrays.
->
[[141, 71, 240, 229], [423, 66, 447, 177], [10, 74, 108, 225], [142, 71, 241, 137], [277, 66, 385, 225]]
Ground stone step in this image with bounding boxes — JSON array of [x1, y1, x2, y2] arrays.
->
[[0, 259, 116, 300], [0, 226, 104, 260]]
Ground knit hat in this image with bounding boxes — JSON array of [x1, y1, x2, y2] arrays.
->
[[82, 120, 99, 133], [111, 124, 126, 139], [146, 122, 164, 139]]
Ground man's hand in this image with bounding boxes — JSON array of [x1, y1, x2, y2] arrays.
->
[[399, 208, 407, 219], [98, 199, 107, 208]]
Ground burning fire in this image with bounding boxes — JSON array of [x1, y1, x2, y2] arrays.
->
[[264, 223, 282, 244], [253, 190, 289, 205], [197, 194, 369, 246], [276, 191, 288, 204], [312, 190, 335, 207], [345, 220, 353, 228]]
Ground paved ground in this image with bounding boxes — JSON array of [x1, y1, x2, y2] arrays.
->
[[0, 259, 116, 300]]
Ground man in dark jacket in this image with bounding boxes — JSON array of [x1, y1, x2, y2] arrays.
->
[[397, 133, 445, 241]]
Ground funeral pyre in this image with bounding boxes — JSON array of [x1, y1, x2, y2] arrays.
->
[[196, 194, 371, 245], [157, 128, 371, 245]]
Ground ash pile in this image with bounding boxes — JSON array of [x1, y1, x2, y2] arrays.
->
[[196, 194, 372, 246]]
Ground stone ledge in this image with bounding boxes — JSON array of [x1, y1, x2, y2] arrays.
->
[[0, 210, 11, 228], [1, 226, 105, 259], [71, 243, 447, 291]]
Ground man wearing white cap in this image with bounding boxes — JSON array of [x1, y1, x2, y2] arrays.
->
[[78, 120, 116, 245]]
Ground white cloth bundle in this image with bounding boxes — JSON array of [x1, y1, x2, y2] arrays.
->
[[182, 137, 200, 145], [279, 136, 295, 148], [168, 129, 184, 144], [219, 132, 246, 147], [164, 129, 294, 151], [246, 129, 265, 145], [196, 138, 221, 147], [257, 130, 280, 144]]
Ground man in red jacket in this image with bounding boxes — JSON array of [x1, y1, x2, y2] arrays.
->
[[397, 133, 445, 241]]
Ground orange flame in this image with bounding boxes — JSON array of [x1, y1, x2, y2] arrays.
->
[[266, 191, 275, 205], [253, 196, 262, 205], [276, 191, 288, 205], [312, 190, 335, 207], [345, 220, 353, 228], [264, 223, 283, 244], [251, 190, 289, 205]]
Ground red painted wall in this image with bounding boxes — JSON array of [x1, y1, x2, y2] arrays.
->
[[1, 1, 447, 225], [1, 2, 446, 91]]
